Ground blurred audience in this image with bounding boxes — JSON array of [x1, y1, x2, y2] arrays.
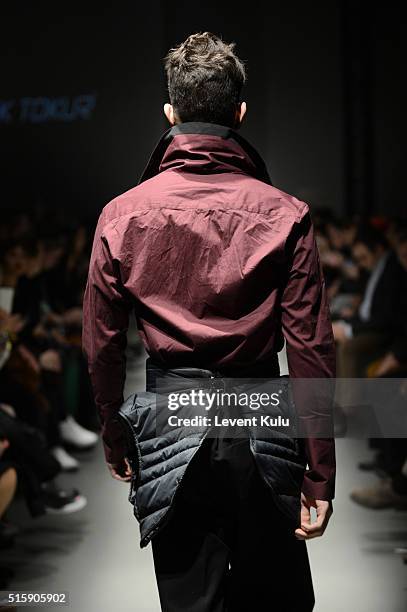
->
[[314, 211, 407, 550], [0, 208, 98, 586], [332, 225, 404, 377]]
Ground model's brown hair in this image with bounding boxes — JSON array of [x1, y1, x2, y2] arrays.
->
[[164, 32, 246, 127]]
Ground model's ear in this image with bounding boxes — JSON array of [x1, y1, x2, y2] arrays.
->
[[164, 103, 176, 125], [235, 101, 247, 128]]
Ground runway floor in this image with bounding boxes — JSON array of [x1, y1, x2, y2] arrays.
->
[[2, 353, 407, 611]]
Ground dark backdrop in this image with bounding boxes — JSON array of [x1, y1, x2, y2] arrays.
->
[[0, 2, 402, 219]]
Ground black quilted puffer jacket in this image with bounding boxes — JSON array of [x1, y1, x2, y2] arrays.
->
[[119, 358, 307, 548]]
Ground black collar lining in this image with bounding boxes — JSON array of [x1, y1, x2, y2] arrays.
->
[[138, 122, 272, 186]]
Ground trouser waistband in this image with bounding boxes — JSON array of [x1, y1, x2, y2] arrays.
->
[[145, 355, 280, 392]]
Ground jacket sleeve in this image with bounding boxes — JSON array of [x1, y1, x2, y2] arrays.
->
[[82, 209, 133, 464], [280, 206, 336, 501]]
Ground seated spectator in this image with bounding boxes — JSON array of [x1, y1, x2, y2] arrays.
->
[[314, 214, 361, 317], [332, 225, 405, 378], [385, 217, 407, 251], [349, 230, 407, 509], [325, 216, 358, 260], [373, 230, 407, 377]]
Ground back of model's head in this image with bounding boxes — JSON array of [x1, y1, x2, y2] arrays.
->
[[164, 32, 246, 127]]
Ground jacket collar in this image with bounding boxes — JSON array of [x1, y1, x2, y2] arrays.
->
[[138, 122, 272, 186]]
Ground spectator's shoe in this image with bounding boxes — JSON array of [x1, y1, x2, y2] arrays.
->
[[59, 415, 98, 449], [41, 482, 87, 514], [350, 478, 407, 509], [51, 445, 80, 472]]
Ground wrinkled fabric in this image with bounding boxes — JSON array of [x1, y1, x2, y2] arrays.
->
[[82, 122, 336, 500]]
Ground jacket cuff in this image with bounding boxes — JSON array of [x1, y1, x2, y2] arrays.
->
[[302, 472, 335, 501], [101, 418, 128, 464]]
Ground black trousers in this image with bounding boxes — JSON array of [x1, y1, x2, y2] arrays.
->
[[152, 435, 315, 612]]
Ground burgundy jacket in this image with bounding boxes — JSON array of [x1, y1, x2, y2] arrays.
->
[[82, 122, 336, 501]]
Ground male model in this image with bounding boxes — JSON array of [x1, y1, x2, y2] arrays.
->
[[83, 32, 336, 612]]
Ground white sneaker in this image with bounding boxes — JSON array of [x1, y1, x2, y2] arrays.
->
[[51, 446, 80, 472], [59, 415, 98, 449], [45, 492, 87, 514]]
